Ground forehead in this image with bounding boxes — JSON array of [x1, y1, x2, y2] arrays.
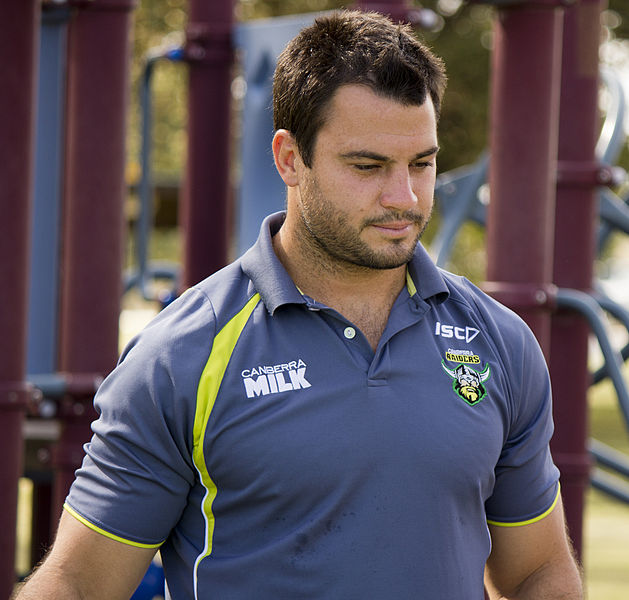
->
[[315, 84, 438, 155]]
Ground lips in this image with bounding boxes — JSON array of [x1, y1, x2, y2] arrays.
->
[[365, 212, 423, 229], [372, 221, 413, 231], [368, 220, 418, 236]]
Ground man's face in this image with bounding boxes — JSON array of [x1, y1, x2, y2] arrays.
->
[[293, 84, 439, 271]]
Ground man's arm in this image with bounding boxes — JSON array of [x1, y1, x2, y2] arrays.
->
[[484, 495, 583, 599], [14, 510, 157, 600]]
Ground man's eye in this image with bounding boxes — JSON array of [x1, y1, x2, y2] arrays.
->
[[411, 161, 433, 169], [353, 164, 380, 171]]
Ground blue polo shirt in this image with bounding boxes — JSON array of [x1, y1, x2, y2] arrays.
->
[[66, 212, 559, 600]]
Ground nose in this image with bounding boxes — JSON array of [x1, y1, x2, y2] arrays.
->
[[379, 168, 418, 211]]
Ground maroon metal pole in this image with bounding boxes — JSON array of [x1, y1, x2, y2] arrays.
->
[[550, 0, 603, 559], [0, 1, 38, 594], [54, 0, 135, 517], [355, 0, 417, 22], [180, 0, 234, 289], [354, 0, 437, 28], [484, 2, 564, 353]]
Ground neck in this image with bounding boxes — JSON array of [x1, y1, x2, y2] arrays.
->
[[272, 222, 407, 305], [272, 222, 408, 351]]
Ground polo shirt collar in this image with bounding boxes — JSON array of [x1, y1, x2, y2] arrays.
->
[[240, 212, 305, 314], [241, 211, 450, 314], [407, 243, 450, 305]]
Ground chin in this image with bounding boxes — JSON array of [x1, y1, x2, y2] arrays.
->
[[357, 247, 417, 270]]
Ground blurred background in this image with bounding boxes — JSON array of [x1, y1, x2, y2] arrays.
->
[[4, 0, 629, 598]]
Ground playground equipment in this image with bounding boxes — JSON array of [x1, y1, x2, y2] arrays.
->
[[432, 69, 629, 269], [126, 42, 184, 304], [431, 65, 629, 510], [0, 3, 39, 599], [2, 2, 134, 598], [2, 0, 629, 596]]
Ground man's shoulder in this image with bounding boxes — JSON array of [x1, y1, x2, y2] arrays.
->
[[119, 260, 255, 362], [191, 258, 257, 328], [436, 269, 498, 311], [436, 268, 537, 346]]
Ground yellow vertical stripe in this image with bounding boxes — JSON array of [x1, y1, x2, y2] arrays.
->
[[406, 269, 417, 296], [192, 293, 261, 596]]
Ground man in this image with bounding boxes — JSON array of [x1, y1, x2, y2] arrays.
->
[[17, 10, 582, 599]]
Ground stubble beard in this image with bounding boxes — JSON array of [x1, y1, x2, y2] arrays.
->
[[296, 175, 431, 273]]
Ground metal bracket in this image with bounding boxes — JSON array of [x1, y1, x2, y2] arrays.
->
[[0, 382, 34, 411], [27, 373, 103, 419], [557, 160, 627, 189], [184, 22, 233, 65], [482, 281, 558, 310]]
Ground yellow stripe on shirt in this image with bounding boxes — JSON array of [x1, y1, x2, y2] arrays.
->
[[486, 483, 561, 528], [191, 293, 261, 596], [63, 503, 163, 549]]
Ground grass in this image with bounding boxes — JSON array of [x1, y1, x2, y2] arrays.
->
[[585, 375, 629, 599], [585, 488, 629, 599]]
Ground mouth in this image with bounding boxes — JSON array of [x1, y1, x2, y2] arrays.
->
[[368, 221, 417, 237], [373, 221, 413, 230]]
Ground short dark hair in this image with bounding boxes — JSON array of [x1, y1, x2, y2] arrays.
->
[[272, 10, 447, 167]]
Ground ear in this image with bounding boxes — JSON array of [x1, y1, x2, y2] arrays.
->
[[272, 129, 301, 187]]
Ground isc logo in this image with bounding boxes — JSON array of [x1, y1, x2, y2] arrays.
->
[[435, 321, 480, 343]]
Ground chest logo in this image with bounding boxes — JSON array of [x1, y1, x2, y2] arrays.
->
[[441, 361, 491, 406], [241, 359, 311, 398], [434, 321, 480, 343]]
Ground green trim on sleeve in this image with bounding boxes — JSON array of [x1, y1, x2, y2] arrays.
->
[[63, 503, 163, 549], [486, 483, 561, 528], [191, 293, 261, 594]]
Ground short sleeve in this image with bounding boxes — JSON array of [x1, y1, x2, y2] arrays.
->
[[484, 318, 560, 525], [65, 289, 215, 546]]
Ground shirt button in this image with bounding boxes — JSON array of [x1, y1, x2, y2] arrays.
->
[[344, 327, 356, 339]]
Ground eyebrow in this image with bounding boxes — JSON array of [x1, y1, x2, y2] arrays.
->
[[339, 146, 440, 162]]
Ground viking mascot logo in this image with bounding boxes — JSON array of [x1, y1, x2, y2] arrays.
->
[[441, 361, 491, 406]]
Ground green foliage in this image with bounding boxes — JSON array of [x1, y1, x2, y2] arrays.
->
[[128, 0, 189, 181], [233, 0, 494, 174], [421, 0, 492, 174], [128, 0, 494, 181], [127, 0, 629, 284], [607, 0, 629, 40]]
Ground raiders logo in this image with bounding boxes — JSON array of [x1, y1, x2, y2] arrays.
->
[[441, 361, 491, 406]]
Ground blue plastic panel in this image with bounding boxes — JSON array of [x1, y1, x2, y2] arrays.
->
[[234, 12, 327, 256], [27, 11, 68, 375]]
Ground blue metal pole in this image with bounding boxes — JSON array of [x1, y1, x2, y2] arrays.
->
[[28, 6, 70, 377]]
